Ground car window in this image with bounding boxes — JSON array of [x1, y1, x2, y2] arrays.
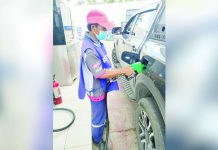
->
[[131, 9, 157, 48], [123, 15, 138, 34]]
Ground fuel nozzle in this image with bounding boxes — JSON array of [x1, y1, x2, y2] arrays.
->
[[121, 51, 148, 80], [126, 57, 148, 80], [129, 56, 148, 74], [130, 62, 144, 74], [124, 62, 144, 81]]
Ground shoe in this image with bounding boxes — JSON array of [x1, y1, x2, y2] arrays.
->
[[92, 143, 98, 150], [98, 140, 107, 150]]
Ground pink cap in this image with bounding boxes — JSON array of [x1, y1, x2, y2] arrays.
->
[[87, 10, 114, 30]]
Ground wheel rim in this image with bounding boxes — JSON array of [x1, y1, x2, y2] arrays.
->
[[137, 110, 156, 150]]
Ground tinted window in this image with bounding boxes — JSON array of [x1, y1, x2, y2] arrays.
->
[[131, 9, 157, 48], [123, 15, 138, 34]]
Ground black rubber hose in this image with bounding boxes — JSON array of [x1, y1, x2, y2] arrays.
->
[[53, 108, 76, 132]]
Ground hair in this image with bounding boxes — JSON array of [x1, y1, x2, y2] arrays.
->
[[87, 23, 99, 31]]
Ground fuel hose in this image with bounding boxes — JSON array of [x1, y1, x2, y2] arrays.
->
[[53, 108, 76, 132]]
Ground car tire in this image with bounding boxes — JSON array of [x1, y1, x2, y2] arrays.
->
[[136, 97, 165, 150], [112, 48, 120, 68]]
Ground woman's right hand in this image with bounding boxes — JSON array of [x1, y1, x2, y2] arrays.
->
[[122, 66, 134, 77]]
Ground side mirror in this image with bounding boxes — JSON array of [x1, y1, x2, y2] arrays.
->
[[121, 51, 140, 64], [112, 27, 122, 35]]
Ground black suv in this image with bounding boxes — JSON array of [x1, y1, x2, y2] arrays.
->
[[112, 1, 165, 149]]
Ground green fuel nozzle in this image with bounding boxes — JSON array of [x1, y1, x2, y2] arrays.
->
[[121, 51, 148, 80], [130, 62, 144, 74], [124, 62, 144, 81]]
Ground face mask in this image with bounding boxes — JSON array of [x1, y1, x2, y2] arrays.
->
[[96, 31, 107, 41]]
